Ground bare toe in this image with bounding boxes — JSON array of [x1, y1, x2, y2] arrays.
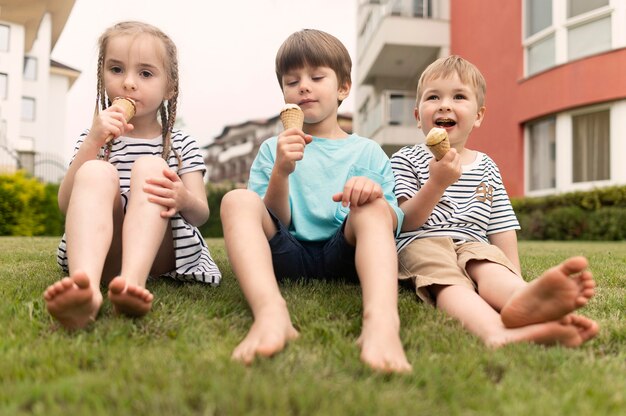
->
[[108, 277, 153, 318]]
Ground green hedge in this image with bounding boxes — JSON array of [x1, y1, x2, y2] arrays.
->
[[198, 183, 236, 238], [0, 171, 63, 236], [512, 185, 626, 240], [0, 172, 234, 238], [4, 171, 623, 241]]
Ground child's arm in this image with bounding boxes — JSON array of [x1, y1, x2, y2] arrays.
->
[[399, 149, 461, 232], [264, 128, 311, 226], [144, 169, 209, 227], [488, 230, 521, 274], [58, 106, 134, 213]]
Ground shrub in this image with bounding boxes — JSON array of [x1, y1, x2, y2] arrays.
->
[[0, 171, 49, 236], [198, 182, 237, 238], [513, 185, 626, 240]]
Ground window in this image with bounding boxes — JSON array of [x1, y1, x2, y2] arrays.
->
[[0, 73, 7, 99], [413, 0, 432, 18], [388, 93, 415, 126], [568, 0, 609, 18], [23, 57, 37, 80], [0, 25, 9, 52], [524, 0, 614, 76], [568, 16, 611, 61], [528, 117, 556, 191], [21, 97, 36, 121], [526, 0, 553, 36], [572, 109, 610, 182]]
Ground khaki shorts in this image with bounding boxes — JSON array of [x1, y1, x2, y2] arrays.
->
[[398, 237, 520, 305]]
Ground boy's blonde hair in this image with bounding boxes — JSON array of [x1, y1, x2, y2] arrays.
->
[[416, 55, 487, 107], [96, 21, 180, 165], [275, 29, 352, 103]]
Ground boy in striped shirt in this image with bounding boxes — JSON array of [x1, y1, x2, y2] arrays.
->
[[390, 55, 598, 347]]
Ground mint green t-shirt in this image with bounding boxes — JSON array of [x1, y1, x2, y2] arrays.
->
[[248, 134, 404, 242]]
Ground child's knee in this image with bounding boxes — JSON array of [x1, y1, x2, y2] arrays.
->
[[220, 189, 260, 213], [131, 155, 168, 176], [75, 160, 118, 187]]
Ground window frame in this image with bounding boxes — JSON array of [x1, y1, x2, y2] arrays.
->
[[523, 0, 616, 77]]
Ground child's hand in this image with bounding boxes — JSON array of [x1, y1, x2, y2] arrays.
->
[[429, 148, 462, 190], [332, 176, 383, 208], [144, 168, 189, 218], [86, 105, 135, 146], [274, 128, 312, 176]]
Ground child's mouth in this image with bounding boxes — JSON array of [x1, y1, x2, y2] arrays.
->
[[435, 118, 456, 128]]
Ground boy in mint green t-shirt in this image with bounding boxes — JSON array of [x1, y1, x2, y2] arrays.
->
[[220, 29, 411, 373]]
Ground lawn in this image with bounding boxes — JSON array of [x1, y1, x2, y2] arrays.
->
[[0, 237, 624, 415]]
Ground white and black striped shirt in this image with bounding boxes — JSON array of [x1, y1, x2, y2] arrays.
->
[[57, 130, 221, 284], [391, 144, 520, 252]]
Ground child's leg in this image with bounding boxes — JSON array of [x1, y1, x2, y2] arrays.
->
[[44, 160, 123, 329], [221, 189, 298, 364], [433, 284, 598, 347], [345, 198, 412, 373], [108, 156, 170, 317], [466, 257, 595, 327]]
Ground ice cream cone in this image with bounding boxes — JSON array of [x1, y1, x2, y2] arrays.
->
[[425, 127, 450, 160], [112, 96, 136, 121], [105, 97, 136, 143], [280, 104, 304, 130]]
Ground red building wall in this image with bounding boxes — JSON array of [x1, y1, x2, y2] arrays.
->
[[450, 0, 626, 196]]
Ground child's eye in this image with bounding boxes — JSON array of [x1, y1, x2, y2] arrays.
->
[[285, 80, 298, 86], [426, 94, 439, 101], [454, 94, 467, 100], [110, 66, 123, 74], [140, 70, 153, 78], [312, 75, 324, 81]]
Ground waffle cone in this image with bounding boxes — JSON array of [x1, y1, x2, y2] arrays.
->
[[425, 127, 450, 160], [280, 106, 304, 130], [112, 97, 136, 122]]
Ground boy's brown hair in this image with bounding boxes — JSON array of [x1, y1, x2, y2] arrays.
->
[[275, 29, 352, 102], [416, 55, 487, 107]]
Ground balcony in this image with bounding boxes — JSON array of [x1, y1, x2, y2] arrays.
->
[[360, 90, 423, 149], [357, 0, 449, 85]]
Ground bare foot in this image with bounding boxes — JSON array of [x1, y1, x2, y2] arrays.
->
[[358, 314, 412, 373], [486, 314, 598, 348], [43, 271, 102, 330], [232, 304, 299, 365], [108, 277, 153, 317], [569, 314, 599, 343], [501, 256, 595, 328]]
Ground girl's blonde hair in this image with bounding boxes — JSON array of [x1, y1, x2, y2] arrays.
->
[[96, 21, 181, 166], [417, 55, 487, 107]]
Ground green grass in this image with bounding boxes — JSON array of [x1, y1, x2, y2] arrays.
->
[[0, 237, 624, 415]]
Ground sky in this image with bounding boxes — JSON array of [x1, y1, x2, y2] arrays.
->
[[51, 0, 358, 154]]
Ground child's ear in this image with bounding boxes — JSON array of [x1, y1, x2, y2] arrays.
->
[[338, 82, 351, 101], [414, 107, 422, 129], [474, 106, 486, 127]]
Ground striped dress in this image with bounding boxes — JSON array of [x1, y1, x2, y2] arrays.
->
[[57, 130, 221, 284], [391, 144, 520, 253]]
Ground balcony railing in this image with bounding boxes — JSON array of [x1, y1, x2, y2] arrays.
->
[[360, 91, 416, 138]]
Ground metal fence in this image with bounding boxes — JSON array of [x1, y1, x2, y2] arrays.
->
[[0, 144, 66, 184]]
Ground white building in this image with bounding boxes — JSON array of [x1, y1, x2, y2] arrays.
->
[[355, 0, 450, 155], [205, 113, 353, 186], [0, 0, 79, 182]]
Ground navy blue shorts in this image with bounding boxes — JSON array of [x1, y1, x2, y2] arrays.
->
[[267, 210, 358, 282]]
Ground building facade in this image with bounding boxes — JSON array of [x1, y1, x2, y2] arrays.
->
[[355, 0, 626, 197], [0, 0, 79, 183], [205, 114, 353, 186]]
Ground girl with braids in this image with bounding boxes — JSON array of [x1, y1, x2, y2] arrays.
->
[[45, 21, 221, 329]]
